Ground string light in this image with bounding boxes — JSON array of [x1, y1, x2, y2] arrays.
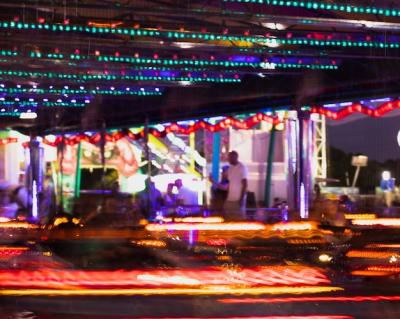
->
[[312, 100, 400, 119], [0, 70, 241, 83], [224, 0, 400, 18], [39, 113, 281, 146], [0, 21, 398, 49], [0, 85, 163, 96]]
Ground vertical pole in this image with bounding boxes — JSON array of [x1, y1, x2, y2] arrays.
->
[[285, 113, 298, 211], [352, 166, 361, 188], [144, 118, 151, 214], [211, 132, 221, 182], [29, 137, 42, 221], [189, 132, 195, 173], [264, 124, 276, 206], [58, 135, 65, 213], [74, 142, 82, 199], [298, 111, 312, 219]]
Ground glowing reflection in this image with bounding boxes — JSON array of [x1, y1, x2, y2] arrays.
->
[[346, 250, 400, 259], [352, 218, 400, 226], [0, 286, 342, 296], [146, 222, 265, 231], [271, 222, 317, 231], [0, 266, 331, 288], [219, 296, 400, 304], [344, 214, 376, 220]]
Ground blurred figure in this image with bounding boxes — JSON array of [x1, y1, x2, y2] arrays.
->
[[224, 151, 248, 221], [210, 165, 229, 213], [164, 183, 177, 207], [381, 171, 395, 208], [136, 179, 163, 219], [175, 178, 198, 206]]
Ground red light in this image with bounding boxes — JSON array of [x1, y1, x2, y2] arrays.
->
[[38, 17, 45, 24], [115, 51, 120, 57], [64, 19, 70, 25]]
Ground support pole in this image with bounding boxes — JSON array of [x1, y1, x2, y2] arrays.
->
[[28, 138, 43, 221], [74, 142, 82, 199], [211, 132, 221, 183], [144, 118, 151, 214], [285, 113, 298, 211], [298, 111, 312, 219], [189, 132, 195, 173], [264, 124, 276, 206]]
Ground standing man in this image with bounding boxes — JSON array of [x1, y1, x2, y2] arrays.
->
[[224, 151, 248, 221]]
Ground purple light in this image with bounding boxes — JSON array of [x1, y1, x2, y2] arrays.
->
[[84, 99, 90, 104], [29, 98, 34, 102], [231, 55, 260, 63], [43, 98, 48, 102], [140, 88, 145, 92], [15, 98, 19, 101], [110, 86, 115, 91], [1, 109, 4, 112], [71, 99, 76, 103], [64, 85, 69, 89], [0, 84, 4, 88], [155, 88, 160, 92], [17, 85, 21, 88], [79, 86, 84, 90], [126, 87, 130, 91], [56, 99, 62, 103]]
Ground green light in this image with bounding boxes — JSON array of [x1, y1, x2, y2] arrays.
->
[[0, 87, 163, 96], [0, 70, 240, 83], [225, 0, 400, 17], [0, 20, 398, 50]]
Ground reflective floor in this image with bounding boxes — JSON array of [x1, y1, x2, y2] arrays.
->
[[1, 219, 400, 318]]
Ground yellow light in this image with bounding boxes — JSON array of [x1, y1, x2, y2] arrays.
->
[[175, 217, 224, 223], [0, 286, 342, 296], [352, 218, 400, 226], [366, 244, 400, 248], [0, 217, 11, 223], [346, 250, 400, 259], [344, 214, 376, 220], [131, 240, 166, 248], [0, 222, 37, 229], [318, 254, 333, 263], [271, 222, 316, 232], [53, 217, 69, 227], [287, 239, 326, 245]]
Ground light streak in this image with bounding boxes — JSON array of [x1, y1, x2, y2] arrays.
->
[[366, 244, 400, 248], [271, 222, 316, 232], [346, 250, 400, 259], [0, 222, 37, 229], [146, 222, 265, 231], [219, 296, 400, 304], [0, 286, 342, 296], [344, 214, 376, 220], [0, 266, 331, 288], [131, 240, 167, 247], [139, 317, 353, 319], [154, 217, 224, 223], [352, 218, 400, 226]]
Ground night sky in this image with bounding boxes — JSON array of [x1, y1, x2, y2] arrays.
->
[[327, 111, 400, 163]]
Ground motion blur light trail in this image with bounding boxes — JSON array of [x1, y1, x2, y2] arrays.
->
[[219, 296, 400, 304], [137, 317, 354, 319], [0, 286, 342, 296], [0, 266, 331, 288], [145, 222, 265, 231], [352, 218, 400, 227]]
